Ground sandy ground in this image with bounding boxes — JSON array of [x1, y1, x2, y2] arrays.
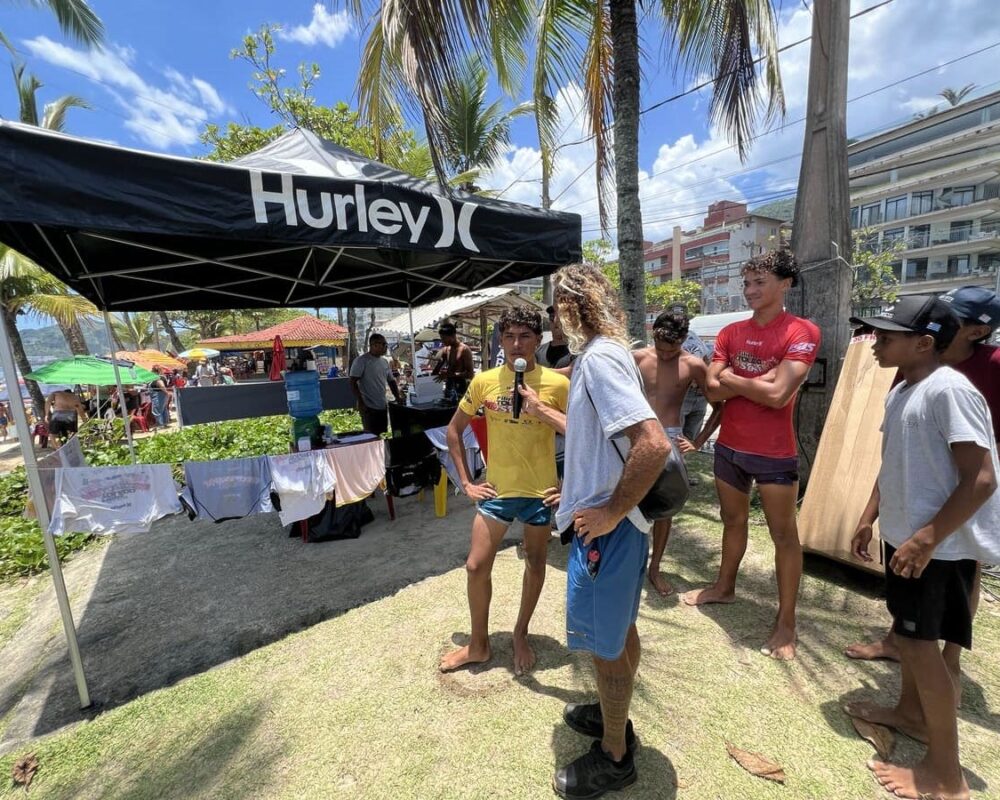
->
[[0, 488, 480, 754]]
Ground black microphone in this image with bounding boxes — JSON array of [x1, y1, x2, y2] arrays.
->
[[511, 358, 527, 419]]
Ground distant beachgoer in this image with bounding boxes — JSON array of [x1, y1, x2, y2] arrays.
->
[[45, 389, 87, 444], [148, 367, 170, 427], [195, 359, 216, 387]]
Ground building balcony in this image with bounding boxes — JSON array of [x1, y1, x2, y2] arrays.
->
[[897, 264, 998, 295], [901, 228, 1000, 258], [866, 196, 1000, 231]]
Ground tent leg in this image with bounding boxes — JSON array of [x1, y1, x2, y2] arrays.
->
[[103, 313, 137, 465], [0, 311, 91, 708], [407, 303, 416, 390]]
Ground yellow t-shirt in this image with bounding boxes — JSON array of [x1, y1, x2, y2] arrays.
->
[[459, 365, 569, 498]]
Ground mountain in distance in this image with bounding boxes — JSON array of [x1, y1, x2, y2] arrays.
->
[[15, 323, 113, 368]]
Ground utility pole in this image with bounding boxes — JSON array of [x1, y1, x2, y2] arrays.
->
[[786, 0, 852, 485]]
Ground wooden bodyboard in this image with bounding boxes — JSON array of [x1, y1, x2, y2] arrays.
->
[[799, 334, 895, 574]]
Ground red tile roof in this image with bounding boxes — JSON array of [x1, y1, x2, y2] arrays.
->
[[199, 315, 348, 349]]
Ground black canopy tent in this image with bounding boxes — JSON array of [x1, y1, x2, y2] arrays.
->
[[0, 120, 581, 709], [0, 121, 580, 311]]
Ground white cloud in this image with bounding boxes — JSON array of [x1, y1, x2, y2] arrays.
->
[[22, 36, 233, 150], [481, 0, 1000, 245], [278, 4, 352, 48]]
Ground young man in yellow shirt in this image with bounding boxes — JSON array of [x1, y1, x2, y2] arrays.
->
[[440, 307, 569, 676]]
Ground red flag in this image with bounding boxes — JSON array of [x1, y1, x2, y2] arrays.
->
[[269, 335, 286, 381]]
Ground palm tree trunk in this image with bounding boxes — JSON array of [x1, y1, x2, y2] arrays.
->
[[609, 0, 646, 343], [121, 311, 139, 349], [158, 312, 184, 353], [346, 307, 358, 368], [3, 309, 46, 418], [57, 317, 90, 355]]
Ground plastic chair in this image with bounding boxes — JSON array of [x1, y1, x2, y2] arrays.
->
[[129, 401, 153, 432]]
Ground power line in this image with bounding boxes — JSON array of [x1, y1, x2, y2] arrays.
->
[[564, 38, 1000, 232]]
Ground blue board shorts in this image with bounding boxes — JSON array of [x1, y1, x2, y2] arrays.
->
[[478, 497, 551, 527], [566, 517, 647, 660]]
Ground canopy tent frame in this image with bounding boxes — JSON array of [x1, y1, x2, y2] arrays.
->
[[0, 120, 580, 712]]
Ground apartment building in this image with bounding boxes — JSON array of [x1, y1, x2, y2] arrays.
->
[[642, 200, 788, 317], [849, 89, 1000, 296]]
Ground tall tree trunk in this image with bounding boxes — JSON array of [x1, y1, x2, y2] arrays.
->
[[121, 311, 139, 349], [57, 317, 89, 355], [786, 0, 852, 485], [609, 0, 645, 343], [4, 309, 45, 418], [158, 312, 184, 353], [346, 307, 358, 369], [541, 156, 553, 305]]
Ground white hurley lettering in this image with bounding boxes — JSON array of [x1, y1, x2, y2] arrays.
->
[[248, 169, 480, 252]]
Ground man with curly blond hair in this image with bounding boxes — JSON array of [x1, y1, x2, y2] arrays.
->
[[550, 263, 670, 798]]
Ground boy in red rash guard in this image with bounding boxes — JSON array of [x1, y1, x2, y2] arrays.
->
[[682, 250, 820, 661]]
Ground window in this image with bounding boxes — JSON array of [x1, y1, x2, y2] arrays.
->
[[685, 246, 702, 260], [910, 224, 930, 248], [860, 202, 882, 226], [884, 195, 908, 222], [912, 191, 934, 215], [944, 186, 975, 207], [950, 220, 973, 242], [905, 258, 928, 282], [891, 262, 903, 281], [947, 255, 971, 275], [850, 206, 860, 228], [644, 259, 659, 272], [702, 242, 729, 257], [882, 227, 905, 249]]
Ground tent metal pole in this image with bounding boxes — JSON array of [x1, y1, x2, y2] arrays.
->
[[102, 312, 137, 464], [0, 311, 91, 708], [407, 303, 416, 384]]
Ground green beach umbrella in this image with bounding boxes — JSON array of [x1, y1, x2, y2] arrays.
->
[[24, 355, 158, 386]]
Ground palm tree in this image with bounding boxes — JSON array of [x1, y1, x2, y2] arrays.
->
[[939, 83, 975, 107], [158, 312, 185, 353], [9, 63, 93, 356], [340, 0, 783, 339], [1, 0, 103, 51], [439, 56, 534, 192], [1, 246, 97, 413], [112, 312, 156, 351]]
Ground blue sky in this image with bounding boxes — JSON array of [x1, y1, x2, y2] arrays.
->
[[2, 1, 1000, 254]]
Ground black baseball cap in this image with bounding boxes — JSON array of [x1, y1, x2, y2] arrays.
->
[[940, 285, 1000, 330], [850, 295, 961, 346]]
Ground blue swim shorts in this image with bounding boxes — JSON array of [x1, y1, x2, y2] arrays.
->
[[477, 496, 552, 527], [565, 517, 647, 660]]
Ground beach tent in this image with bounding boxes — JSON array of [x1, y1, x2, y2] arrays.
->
[[0, 120, 581, 709]]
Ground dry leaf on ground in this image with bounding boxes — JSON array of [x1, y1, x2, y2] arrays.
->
[[12, 753, 39, 789], [850, 717, 896, 759], [725, 742, 786, 784]]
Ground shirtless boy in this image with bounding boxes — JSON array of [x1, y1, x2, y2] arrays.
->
[[683, 250, 820, 660], [440, 308, 569, 675], [633, 309, 722, 595]]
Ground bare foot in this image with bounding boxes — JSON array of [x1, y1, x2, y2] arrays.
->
[[681, 585, 736, 606], [760, 626, 797, 660], [439, 642, 491, 672], [845, 638, 900, 662], [868, 759, 970, 799], [648, 570, 675, 597], [512, 633, 536, 676], [845, 701, 928, 744]]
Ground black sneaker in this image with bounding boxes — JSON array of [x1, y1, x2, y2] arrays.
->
[[563, 703, 637, 753], [553, 740, 637, 799]]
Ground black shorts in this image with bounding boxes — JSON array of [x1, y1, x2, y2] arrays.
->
[[884, 543, 976, 649], [361, 407, 388, 436], [49, 413, 78, 438], [713, 443, 798, 494]]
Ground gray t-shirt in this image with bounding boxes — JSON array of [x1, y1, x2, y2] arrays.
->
[[879, 366, 1000, 562], [349, 353, 392, 410], [555, 337, 658, 534]]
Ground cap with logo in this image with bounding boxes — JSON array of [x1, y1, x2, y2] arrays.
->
[[940, 285, 1000, 331], [849, 295, 961, 346]]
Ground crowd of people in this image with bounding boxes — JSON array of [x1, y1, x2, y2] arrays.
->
[[428, 253, 998, 800]]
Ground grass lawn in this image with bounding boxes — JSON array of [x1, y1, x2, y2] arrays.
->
[[1, 453, 998, 799]]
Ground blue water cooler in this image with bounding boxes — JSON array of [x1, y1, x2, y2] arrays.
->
[[285, 370, 322, 450]]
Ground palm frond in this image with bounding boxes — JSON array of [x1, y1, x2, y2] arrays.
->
[[17, 293, 96, 326], [32, 0, 104, 46], [41, 94, 89, 131], [12, 63, 42, 126], [661, 0, 784, 161], [581, 1, 614, 233]]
